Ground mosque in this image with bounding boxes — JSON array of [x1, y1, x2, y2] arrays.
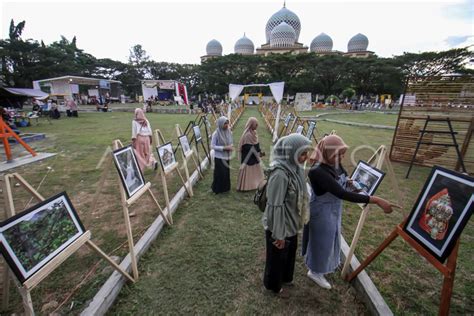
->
[[201, 3, 374, 62]]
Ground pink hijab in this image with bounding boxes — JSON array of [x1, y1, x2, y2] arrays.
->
[[134, 108, 148, 127], [238, 117, 259, 151], [310, 135, 348, 165]]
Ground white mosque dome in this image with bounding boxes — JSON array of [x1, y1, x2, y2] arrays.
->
[[206, 39, 223, 56], [234, 34, 255, 55], [310, 33, 333, 53], [347, 33, 369, 52], [265, 5, 301, 43], [270, 22, 296, 48]]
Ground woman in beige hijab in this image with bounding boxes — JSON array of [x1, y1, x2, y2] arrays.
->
[[302, 135, 397, 289], [237, 117, 264, 191]]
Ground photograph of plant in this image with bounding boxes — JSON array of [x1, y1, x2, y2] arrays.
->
[[0, 192, 85, 283]]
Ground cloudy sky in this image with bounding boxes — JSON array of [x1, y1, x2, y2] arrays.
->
[[1, 0, 473, 64]]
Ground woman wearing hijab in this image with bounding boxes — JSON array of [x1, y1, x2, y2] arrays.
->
[[263, 134, 312, 295], [132, 108, 157, 172], [303, 135, 396, 289], [211, 116, 234, 194], [237, 117, 264, 191]]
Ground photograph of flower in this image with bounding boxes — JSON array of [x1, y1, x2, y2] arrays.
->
[[404, 166, 473, 262], [157, 142, 177, 173], [179, 134, 192, 157], [350, 160, 385, 196], [0, 192, 85, 283], [112, 146, 145, 198]]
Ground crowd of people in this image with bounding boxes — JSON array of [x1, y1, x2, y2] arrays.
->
[[128, 109, 399, 297]]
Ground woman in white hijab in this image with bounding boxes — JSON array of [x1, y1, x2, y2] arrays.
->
[[211, 116, 234, 193]]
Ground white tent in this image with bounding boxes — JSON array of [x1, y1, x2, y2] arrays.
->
[[228, 82, 284, 141]]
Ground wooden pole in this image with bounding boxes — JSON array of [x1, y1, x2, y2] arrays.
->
[[341, 146, 387, 278]]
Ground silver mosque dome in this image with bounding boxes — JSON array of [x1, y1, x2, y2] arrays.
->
[[206, 39, 223, 56], [234, 34, 255, 55], [310, 33, 333, 53], [347, 33, 369, 52], [265, 5, 301, 43], [270, 22, 296, 48]]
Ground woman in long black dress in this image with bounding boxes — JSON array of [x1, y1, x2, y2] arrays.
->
[[211, 116, 234, 193]]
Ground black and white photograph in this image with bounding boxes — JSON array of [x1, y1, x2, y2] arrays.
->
[[349, 160, 385, 196], [0, 192, 85, 283], [404, 166, 473, 262], [295, 125, 304, 134], [284, 114, 292, 127], [193, 125, 202, 142], [306, 121, 316, 140], [112, 146, 146, 198], [157, 142, 177, 173], [179, 134, 192, 157]]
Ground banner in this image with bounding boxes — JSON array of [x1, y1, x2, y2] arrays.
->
[[295, 92, 312, 111]]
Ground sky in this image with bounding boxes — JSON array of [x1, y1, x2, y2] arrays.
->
[[1, 0, 473, 65]]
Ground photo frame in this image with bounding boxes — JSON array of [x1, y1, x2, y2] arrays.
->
[[0, 192, 86, 283], [404, 166, 473, 262], [112, 145, 146, 198], [349, 160, 385, 196], [157, 142, 177, 173], [284, 114, 292, 127], [306, 121, 316, 140], [193, 125, 202, 143], [178, 134, 192, 157], [295, 125, 304, 134]]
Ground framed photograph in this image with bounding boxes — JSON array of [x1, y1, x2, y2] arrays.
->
[[0, 192, 86, 284], [193, 125, 202, 143], [157, 142, 177, 173], [404, 166, 473, 262], [306, 121, 316, 140], [350, 160, 385, 196], [112, 145, 146, 198], [295, 125, 304, 134], [179, 134, 192, 157], [284, 114, 292, 127]]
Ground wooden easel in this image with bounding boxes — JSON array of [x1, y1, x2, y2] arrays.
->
[[0, 117, 37, 162], [346, 218, 461, 316], [341, 145, 402, 278], [112, 139, 171, 279], [1, 173, 134, 315], [154, 129, 193, 223], [176, 124, 203, 181]]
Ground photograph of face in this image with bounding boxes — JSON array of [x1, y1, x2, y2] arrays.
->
[[157, 142, 177, 173], [113, 146, 145, 198], [404, 166, 473, 262], [0, 192, 85, 283], [179, 135, 192, 156], [193, 125, 202, 142], [350, 161, 385, 196]]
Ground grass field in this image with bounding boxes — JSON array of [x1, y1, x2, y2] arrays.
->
[[320, 112, 398, 127], [1, 107, 472, 314]]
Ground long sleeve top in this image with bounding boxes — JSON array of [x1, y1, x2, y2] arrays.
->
[[308, 163, 370, 204], [211, 131, 232, 160], [132, 120, 152, 138], [262, 168, 300, 240]]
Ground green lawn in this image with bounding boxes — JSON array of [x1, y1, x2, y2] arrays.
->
[[1, 108, 472, 314], [320, 112, 398, 126]]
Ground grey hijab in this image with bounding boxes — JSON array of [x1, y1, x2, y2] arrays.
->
[[215, 116, 233, 146], [268, 133, 312, 224]]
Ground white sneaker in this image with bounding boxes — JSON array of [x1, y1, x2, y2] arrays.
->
[[307, 270, 332, 289]]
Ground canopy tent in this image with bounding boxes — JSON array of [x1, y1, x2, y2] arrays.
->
[[228, 82, 284, 141], [0, 87, 50, 108]]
